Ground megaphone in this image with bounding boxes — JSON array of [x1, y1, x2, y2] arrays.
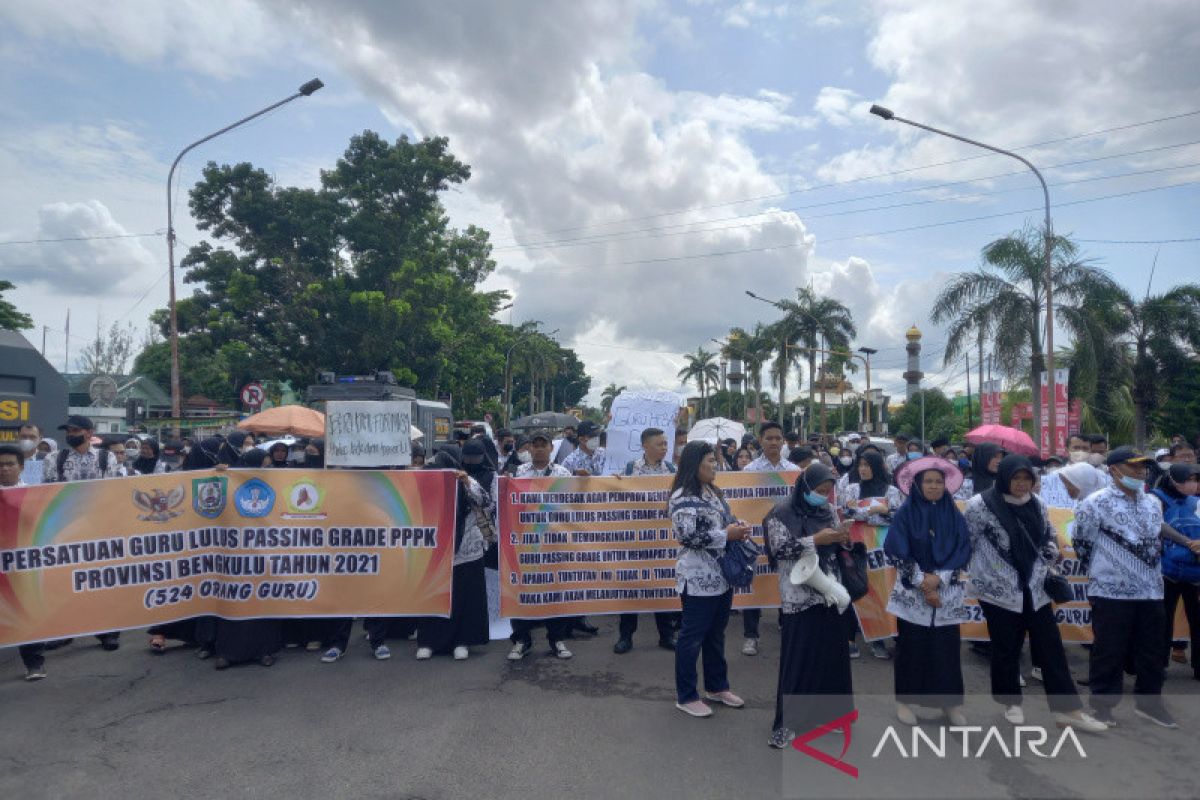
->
[[789, 552, 851, 613]]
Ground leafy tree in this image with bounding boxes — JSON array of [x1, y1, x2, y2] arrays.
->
[[889, 389, 958, 443], [678, 348, 719, 416], [931, 226, 1117, 437], [1102, 283, 1200, 447], [600, 383, 626, 415], [0, 280, 33, 330], [764, 288, 856, 431], [138, 131, 588, 418]]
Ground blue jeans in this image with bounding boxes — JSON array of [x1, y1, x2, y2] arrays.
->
[[675, 589, 733, 703]]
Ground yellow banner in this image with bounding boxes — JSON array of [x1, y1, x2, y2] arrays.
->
[[498, 472, 788, 618], [0, 469, 456, 647]]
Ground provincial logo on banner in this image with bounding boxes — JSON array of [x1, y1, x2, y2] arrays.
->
[[192, 476, 228, 519], [234, 478, 275, 518]]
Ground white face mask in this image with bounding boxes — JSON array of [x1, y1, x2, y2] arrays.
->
[[18, 439, 36, 454], [1087, 453, 1105, 467], [1068, 450, 1089, 464], [839, 455, 853, 466], [517, 451, 532, 464]]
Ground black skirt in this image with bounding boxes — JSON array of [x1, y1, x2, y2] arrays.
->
[[417, 558, 489, 654], [894, 618, 964, 706], [774, 605, 854, 732], [214, 619, 283, 664]]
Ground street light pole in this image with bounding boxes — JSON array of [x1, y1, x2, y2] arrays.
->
[[166, 78, 324, 420], [858, 346, 876, 432], [869, 104, 1056, 454]]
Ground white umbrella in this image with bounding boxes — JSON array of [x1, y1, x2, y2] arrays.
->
[[687, 417, 746, 444]]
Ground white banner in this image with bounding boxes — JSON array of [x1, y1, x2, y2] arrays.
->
[[602, 391, 684, 475], [324, 400, 412, 467]]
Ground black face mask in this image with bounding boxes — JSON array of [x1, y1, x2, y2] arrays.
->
[[502, 443, 514, 454], [66, 434, 87, 448]]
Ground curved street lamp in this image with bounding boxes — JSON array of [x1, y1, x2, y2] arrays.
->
[[868, 104, 1057, 453], [165, 78, 324, 420]]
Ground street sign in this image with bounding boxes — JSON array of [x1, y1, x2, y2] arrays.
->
[[240, 382, 265, 409]]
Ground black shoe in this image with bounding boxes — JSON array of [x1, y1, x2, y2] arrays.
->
[[658, 634, 677, 651], [259, 654, 276, 667], [99, 637, 120, 652], [613, 638, 633, 654], [196, 647, 214, 660], [214, 658, 231, 670], [573, 619, 599, 637], [1135, 704, 1178, 729]]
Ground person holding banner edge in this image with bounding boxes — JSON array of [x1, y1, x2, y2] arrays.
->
[[614, 427, 680, 655], [0, 444, 51, 681], [671, 440, 750, 718], [509, 432, 576, 660]]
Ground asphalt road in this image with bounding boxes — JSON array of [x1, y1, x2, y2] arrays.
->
[[2, 616, 1198, 800]]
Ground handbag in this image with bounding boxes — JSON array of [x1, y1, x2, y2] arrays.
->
[[718, 538, 762, 589], [1043, 570, 1074, 604], [835, 542, 870, 602]]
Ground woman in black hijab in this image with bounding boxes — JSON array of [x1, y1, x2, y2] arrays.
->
[[184, 438, 283, 669], [303, 438, 325, 468], [966, 442, 1004, 496], [885, 459, 972, 725], [267, 441, 291, 468], [964, 455, 1106, 732], [415, 445, 491, 660], [130, 438, 162, 476], [764, 463, 856, 749]]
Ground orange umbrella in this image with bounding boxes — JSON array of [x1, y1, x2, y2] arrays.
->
[[237, 405, 325, 437]]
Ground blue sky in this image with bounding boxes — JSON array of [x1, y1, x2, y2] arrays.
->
[[1, 0, 1197, 404]]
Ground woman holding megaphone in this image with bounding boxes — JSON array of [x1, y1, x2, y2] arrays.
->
[[763, 463, 856, 750]]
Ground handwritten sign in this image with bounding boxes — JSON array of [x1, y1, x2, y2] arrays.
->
[[325, 401, 412, 467], [602, 391, 683, 475]]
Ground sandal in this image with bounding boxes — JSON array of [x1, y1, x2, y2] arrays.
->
[[149, 635, 167, 653]]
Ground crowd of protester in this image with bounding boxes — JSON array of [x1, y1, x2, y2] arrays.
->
[[3, 412, 1200, 747]]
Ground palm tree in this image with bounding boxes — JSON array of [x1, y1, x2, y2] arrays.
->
[[600, 382, 627, 415], [678, 348, 720, 417], [723, 324, 774, 426], [771, 288, 856, 433], [931, 226, 1118, 435], [1102, 283, 1200, 448]]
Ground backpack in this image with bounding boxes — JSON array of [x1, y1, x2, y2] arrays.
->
[[56, 447, 108, 481], [718, 538, 762, 589]]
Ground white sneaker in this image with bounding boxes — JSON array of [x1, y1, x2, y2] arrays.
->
[[453, 646, 469, 660], [554, 641, 573, 659], [415, 647, 433, 660], [742, 638, 759, 656], [1055, 710, 1108, 734], [1019, 674, 1027, 688], [320, 647, 343, 663], [945, 706, 968, 727], [1030, 666, 1044, 682], [1004, 705, 1025, 725], [508, 642, 530, 661], [896, 703, 917, 726]]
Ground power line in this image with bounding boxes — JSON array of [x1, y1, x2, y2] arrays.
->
[[489, 108, 1200, 241], [0, 231, 164, 246], [495, 157, 1200, 254], [493, 139, 1200, 252], [507, 179, 1200, 275], [1076, 237, 1200, 244]]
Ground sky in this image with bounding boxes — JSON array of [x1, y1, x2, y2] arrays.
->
[[1, 0, 1197, 407]]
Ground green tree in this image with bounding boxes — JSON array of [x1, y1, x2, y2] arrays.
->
[[1103, 283, 1200, 447], [678, 348, 720, 417], [889, 389, 958, 442], [140, 131, 587, 418], [600, 383, 626, 415], [0, 280, 33, 330], [766, 288, 856, 431], [931, 226, 1116, 437]]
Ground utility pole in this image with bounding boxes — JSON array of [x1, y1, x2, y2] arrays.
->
[[966, 353, 973, 429]]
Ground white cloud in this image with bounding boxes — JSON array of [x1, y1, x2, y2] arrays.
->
[[813, 86, 863, 127], [820, 0, 1200, 183], [0, 200, 160, 294]]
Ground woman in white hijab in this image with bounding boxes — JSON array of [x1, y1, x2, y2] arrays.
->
[[1038, 462, 1107, 509]]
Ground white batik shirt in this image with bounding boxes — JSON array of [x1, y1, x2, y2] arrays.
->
[[515, 462, 572, 478], [455, 474, 493, 566], [1073, 485, 1164, 600], [562, 446, 605, 475], [624, 457, 675, 476], [41, 447, 123, 482], [671, 487, 735, 596]]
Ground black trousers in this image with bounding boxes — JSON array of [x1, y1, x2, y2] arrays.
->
[[325, 618, 392, 651], [980, 594, 1081, 712], [1162, 579, 1200, 674], [18, 644, 44, 670], [618, 612, 679, 640], [510, 617, 569, 647], [1089, 597, 1166, 710]]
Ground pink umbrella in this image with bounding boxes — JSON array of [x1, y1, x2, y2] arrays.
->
[[965, 424, 1038, 457]]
